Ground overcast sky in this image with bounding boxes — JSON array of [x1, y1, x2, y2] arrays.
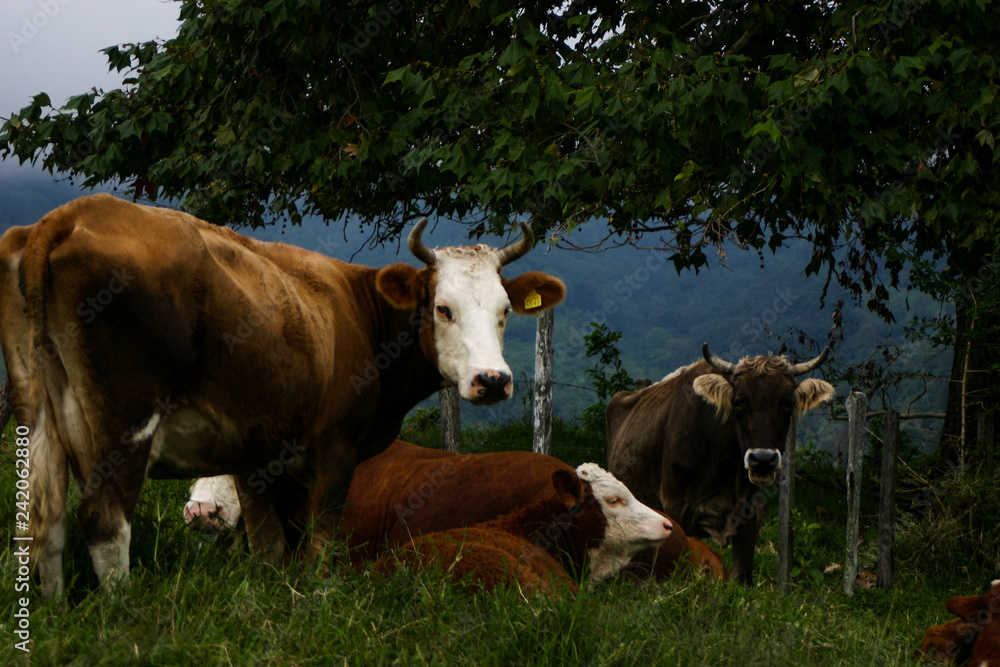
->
[[1, 0, 181, 175]]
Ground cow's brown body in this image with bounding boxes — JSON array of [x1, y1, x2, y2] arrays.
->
[[0, 194, 564, 595], [263, 440, 715, 579], [372, 469, 593, 596], [372, 463, 674, 594], [917, 580, 1000, 664], [606, 347, 833, 584]]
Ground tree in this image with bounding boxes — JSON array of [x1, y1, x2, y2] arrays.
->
[[2, 0, 999, 459]]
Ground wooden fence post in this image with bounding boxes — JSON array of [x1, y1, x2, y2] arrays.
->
[[844, 391, 867, 596], [440, 387, 462, 452], [876, 409, 899, 589], [978, 412, 995, 475], [533, 309, 554, 455], [777, 414, 797, 592]]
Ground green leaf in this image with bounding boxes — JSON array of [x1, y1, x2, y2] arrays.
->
[[118, 118, 143, 141], [750, 119, 781, 140], [975, 129, 995, 151]]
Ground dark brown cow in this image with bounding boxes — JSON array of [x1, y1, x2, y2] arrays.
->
[[185, 440, 724, 580], [606, 343, 834, 584], [917, 579, 1000, 664], [372, 463, 674, 594], [0, 194, 565, 596]]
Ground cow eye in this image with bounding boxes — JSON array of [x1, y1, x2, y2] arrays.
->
[[605, 496, 624, 506], [435, 305, 452, 321]]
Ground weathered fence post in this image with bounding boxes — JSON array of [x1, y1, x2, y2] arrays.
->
[[533, 309, 554, 455], [440, 387, 462, 452], [978, 412, 995, 475], [844, 391, 867, 596], [876, 409, 900, 589], [777, 414, 797, 592]]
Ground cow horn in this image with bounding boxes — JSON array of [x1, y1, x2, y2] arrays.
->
[[407, 217, 436, 266], [787, 345, 831, 376], [496, 221, 535, 266], [702, 343, 736, 375]]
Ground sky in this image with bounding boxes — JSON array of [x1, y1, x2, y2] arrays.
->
[[1, 0, 182, 175]]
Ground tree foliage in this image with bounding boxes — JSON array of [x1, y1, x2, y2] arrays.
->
[[2, 0, 999, 455]]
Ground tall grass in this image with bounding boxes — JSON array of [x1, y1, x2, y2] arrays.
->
[[0, 418, 988, 665]]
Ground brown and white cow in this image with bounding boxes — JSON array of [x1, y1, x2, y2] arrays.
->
[[606, 343, 834, 584], [0, 193, 565, 596], [185, 440, 721, 580], [372, 463, 674, 594]]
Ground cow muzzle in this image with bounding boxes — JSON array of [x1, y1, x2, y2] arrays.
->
[[466, 369, 513, 405], [744, 448, 782, 486]]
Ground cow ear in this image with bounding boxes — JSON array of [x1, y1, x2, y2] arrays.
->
[[795, 379, 835, 413], [946, 592, 989, 619], [551, 469, 584, 507], [376, 264, 424, 310], [692, 374, 734, 419], [503, 272, 566, 315]]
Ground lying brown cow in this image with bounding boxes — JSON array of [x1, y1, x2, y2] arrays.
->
[[373, 463, 672, 594], [918, 579, 1000, 664], [186, 440, 726, 580]]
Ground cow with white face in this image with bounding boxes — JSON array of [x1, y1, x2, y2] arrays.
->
[[0, 194, 565, 596], [388, 223, 544, 404]]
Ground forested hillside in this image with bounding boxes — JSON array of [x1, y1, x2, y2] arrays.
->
[[0, 170, 951, 453]]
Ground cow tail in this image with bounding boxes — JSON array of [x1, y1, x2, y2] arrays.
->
[[19, 212, 75, 568]]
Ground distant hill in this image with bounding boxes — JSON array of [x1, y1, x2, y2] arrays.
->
[[0, 170, 951, 454]]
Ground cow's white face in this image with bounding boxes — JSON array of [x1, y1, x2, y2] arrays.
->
[[375, 220, 566, 406], [431, 247, 514, 404], [575, 463, 673, 581]]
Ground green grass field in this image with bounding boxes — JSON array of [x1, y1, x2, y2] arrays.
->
[[0, 416, 989, 666]]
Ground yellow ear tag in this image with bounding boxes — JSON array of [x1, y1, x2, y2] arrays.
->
[[524, 290, 542, 310]]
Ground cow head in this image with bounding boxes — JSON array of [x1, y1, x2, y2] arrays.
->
[[571, 463, 673, 581], [692, 343, 835, 486], [375, 219, 565, 405]]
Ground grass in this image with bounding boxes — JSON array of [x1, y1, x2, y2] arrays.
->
[[0, 418, 989, 666]]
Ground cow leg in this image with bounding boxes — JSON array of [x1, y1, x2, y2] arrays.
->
[[38, 511, 67, 598], [304, 440, 357, 566], [87, 519, 131, 591], [76, 470, 142, 592], [729, 496, 763, 585], [233, 474, 284, 565], [27, 413, 70, 598]]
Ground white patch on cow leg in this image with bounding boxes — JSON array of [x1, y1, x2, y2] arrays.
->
[[89, 520, 131, 591], [39, 511, 66, 598], [130, 411, 162, 446]]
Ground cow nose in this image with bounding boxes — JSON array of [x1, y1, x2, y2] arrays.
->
[[747, 449, 780, 470], [473, 370, 512, 399]]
